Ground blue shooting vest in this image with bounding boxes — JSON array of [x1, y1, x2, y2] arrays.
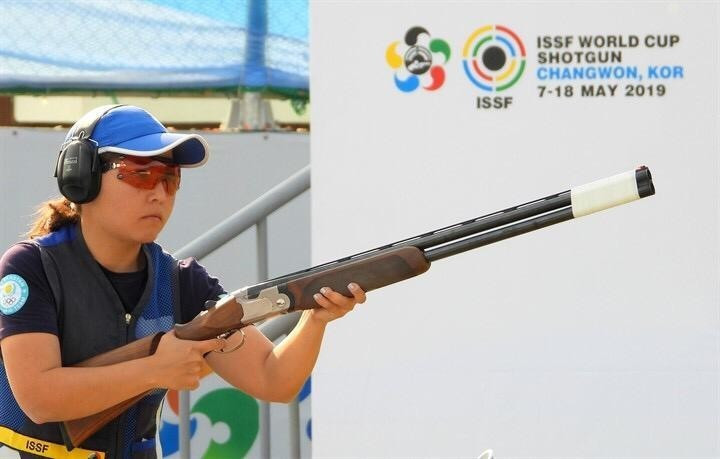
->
[[0, 224, 181, 459]]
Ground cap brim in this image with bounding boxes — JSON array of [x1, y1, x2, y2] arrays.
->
[[97, 132, 209, 167]]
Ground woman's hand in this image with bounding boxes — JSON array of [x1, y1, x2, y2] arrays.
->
[[149, 330, 224, 390], [308, 282, 367, 325]]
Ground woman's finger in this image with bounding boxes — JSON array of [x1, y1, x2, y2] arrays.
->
[[313, 292, 344, 315], [319, 287, 355, 309], [348, 283, 366, 304]]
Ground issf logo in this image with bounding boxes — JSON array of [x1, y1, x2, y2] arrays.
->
[[462, 25, 526, 92], [385, 26, 451, 92]]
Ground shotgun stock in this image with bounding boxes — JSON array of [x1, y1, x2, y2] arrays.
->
[[62, 166, 655, 449]]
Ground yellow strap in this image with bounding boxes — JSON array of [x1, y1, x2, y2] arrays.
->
[[0, 425, 105, 459]]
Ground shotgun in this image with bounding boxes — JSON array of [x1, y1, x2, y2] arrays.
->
[[62, 166, 655, 449]]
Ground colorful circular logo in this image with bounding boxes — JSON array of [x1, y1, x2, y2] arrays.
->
[[159, 376, 312, 457], [386, 26, 450, 92], [160, 388, 259, 458], [462, 25, 526, 92], [0, 274, 29, 315]]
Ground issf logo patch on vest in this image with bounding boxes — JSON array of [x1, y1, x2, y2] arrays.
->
[[0, 274, 29, 315]]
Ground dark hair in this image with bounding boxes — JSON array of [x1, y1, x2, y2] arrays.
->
[[26, 197, 80, 239]]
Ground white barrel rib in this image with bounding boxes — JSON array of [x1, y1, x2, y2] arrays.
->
[[570, 170, 640, 218]]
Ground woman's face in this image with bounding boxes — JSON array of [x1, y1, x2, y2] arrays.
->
[[82, 155, 179, 244]]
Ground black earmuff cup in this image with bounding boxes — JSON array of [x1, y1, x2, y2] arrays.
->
[[54, 105, 123, 203], [56, 139, 102, 204]]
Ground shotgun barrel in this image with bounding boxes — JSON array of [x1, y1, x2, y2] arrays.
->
[[425, 166, 654, 261]]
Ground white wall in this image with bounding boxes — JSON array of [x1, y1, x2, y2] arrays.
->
[[311, 2, 719, 458]]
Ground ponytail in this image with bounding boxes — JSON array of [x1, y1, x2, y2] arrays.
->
[[26, 197, 80, 239]]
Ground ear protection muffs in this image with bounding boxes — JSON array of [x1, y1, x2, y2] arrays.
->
[[54, 104, 124, 203]]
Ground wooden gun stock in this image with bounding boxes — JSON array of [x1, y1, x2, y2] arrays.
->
[[61, 334, 163, 449], [61, 291, 249, 449]]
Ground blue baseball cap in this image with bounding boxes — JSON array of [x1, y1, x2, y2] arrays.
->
[[62, 105, 209, 167]]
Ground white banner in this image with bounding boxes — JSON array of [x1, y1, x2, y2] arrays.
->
[[311, 1, 719, 458]]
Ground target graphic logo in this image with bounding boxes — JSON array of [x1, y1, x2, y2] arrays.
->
[[386, 26, 450, 92], [462, 25, 526, 92]]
